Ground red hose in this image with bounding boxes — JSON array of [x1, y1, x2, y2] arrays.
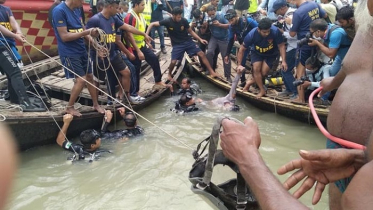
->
[[309, 87, 366, 150]]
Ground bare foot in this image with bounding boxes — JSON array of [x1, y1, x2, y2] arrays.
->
[[155, 81, 167, 87], [93, 105, 105, 114], [256, 91, 266, 98], [291, 98, 305, 103], [66, 106, 82, 117]]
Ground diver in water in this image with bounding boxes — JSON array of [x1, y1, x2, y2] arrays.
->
[[56, 109, 143, 159], [175, 68, 243, 112], [176, 78, 202, 96]]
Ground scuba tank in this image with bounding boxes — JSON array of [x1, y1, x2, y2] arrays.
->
[[265, 76, 283, 86], [188, 117, 258, 210]]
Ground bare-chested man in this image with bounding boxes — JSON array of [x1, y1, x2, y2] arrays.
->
[[316, 0, 373, 208]]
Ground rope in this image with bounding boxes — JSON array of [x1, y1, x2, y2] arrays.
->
[[23, 39, 194, 150], [87, 28, 137, 123], [0, 113, 5, 121], [309, 87, 365, 150]]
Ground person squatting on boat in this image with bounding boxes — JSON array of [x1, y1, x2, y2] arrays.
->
[[52, 0, 105, 116], [0, 1, 46, 112], [124, 0, 170, 97], [86, 0, 153, 105], [56, 108, 143, 159], [219, 116, 372, 210], [237, 18, 287, 98], [306, 18, 351, 104], [287, 0, 326, 103], [294, 57, 331, 101], [146, 7, 222, 81], [314, 0, 373, 208], [271, 0, 298, 99], [224, 9, 258, 86]]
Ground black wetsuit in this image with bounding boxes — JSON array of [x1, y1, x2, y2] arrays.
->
[[177, 88, 194, 96], [101, 126, 144, 139]]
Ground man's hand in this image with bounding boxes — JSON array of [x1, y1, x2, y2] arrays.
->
[[63, 114, 73, 124], [127, 53, 136, 61], [281, 61, 288, 72], [224, 56, 230, 64], [237, 65, 245, 73], [277, 149, 363, 205], [137, 50, 145, 60], [220, 117, 261, 165], [301, 81, 311, 89], [14, 33, 25, 43], [318, 77, 334, 97], [308, 38, 319, 47], [212, 20, 220, 27], [89, 28, 99, 37], [105, 110, 113, 123], [144, 34, 153, 44], [259, 9, 267, 16], [199, 38, 208, 45], [118, 107, 125, 117]]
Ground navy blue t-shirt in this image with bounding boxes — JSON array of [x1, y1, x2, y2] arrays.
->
[[0, 5, 15, 45], [228, 17, 258, 43], [52, 2, 86, 57], [243, 26, 284, 57], [291, 1, 326, 40], [86, 13, 123, 61]]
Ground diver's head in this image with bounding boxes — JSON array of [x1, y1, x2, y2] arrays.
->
[[123, 112, 137, 127], [80, 129, 101, 151], [179, 93, 195, 107], [181, 78, 191, 90]]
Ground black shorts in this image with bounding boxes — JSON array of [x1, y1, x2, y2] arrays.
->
[[250, 52, 277, 70], [93, 53, 127, 81], [296, 47, 313, 67]]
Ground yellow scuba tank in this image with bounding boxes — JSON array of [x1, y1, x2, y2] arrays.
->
[[265, 77, 283, 86]]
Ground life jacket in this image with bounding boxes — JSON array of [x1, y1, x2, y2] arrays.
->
[[129, 10, 146, 48]]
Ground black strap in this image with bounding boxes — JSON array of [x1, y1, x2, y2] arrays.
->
[[236, 173, 247, 209], [192, 136, 211, 161]]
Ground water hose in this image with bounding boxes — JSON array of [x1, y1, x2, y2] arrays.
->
[[309, 87, 366, 150]]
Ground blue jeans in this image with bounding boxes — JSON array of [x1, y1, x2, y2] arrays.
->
[[150, 25, 165, 49], [121, 54, 137, 97], [281, 49, 297, 95]]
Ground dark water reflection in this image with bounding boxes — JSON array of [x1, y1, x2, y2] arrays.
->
[[8, 77, 328, 210]]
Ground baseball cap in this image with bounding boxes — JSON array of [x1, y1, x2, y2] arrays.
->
[[270, 0, 287, 12]]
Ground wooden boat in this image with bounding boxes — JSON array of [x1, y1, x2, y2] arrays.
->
[[0, 45, 185, 151], [4, 0, 92, 64], [185, 50, 329, 125]]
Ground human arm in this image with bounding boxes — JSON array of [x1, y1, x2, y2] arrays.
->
[[212, 20, 229, 29], [119, 23, 153, 43], [289, 12, 300, 37], [56, 114, 73, 147], [224, 37, 235, 64], [308, 38, 338, 58], [115, 34, 136, 60], [146, 21, 160, 35], [277, 149, 366, 205], [309, 65, 331, 88], [236, 45, 247, 71], [9, 16, 22, 35], [101, 110, 112, 134], [188, 27, 208, 44], [0, 25, 25, 42], [278, 42, 287, 71], [318, 65, 346, 96], [220, 117, 309, 210], [258, 0, 268, 15]]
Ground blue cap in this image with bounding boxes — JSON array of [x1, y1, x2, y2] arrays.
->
[[270, 0, 287, 13]]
